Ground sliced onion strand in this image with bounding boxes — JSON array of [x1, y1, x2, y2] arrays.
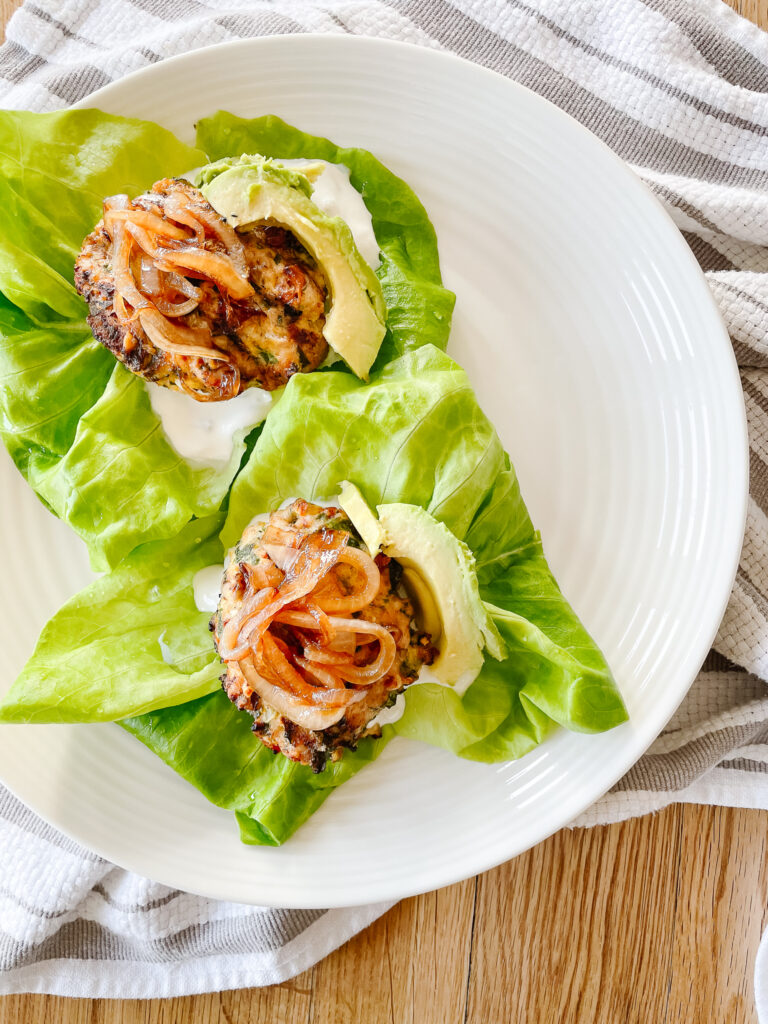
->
[[218, 522, 407, 718]]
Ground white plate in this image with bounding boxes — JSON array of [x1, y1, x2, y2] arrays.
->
[[0, 36, 748, 907]]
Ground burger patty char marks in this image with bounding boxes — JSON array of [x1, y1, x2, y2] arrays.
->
[[212, 500, 437, 772], [74, 179, 329, 401]]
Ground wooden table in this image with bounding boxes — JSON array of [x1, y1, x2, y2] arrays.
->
[[1, 1, 767, 1020]]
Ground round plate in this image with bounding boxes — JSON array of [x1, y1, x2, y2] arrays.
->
[[0, 36, 747, 907]]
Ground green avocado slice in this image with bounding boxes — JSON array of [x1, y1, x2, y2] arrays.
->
[[194, 155, 387, 379], [339, 482, 506, 691]]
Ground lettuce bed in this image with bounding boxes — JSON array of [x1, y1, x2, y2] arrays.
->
[[0, 347, 627, 845], [0, 110, 454, 570]]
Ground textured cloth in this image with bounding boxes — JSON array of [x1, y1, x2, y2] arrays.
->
[[2, 0, 768, 1000], [0, 790, 391, 996]]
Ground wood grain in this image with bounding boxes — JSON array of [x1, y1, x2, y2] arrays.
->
[[0, 0, 19, 44], [1, 2, 768, 1023], [729, 0, 768, 24]]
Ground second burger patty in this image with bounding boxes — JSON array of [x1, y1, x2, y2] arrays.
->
[[212, 500, 437, 772]]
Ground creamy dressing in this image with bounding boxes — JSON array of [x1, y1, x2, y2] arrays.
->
[[277, 159, 380, 270], [370, 693, 407, 727], [146, 383, 273, 467], [192, 564, 226, 614]]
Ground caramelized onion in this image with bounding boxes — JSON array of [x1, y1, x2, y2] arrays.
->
[[247, 560, 284, 590], [272, 610, 324, 631], [302, 601, 335, 644], [105, 206, 190, 241], [218, 587, 276, 662], [137, 259, 199, 316], [328, 630, 357, 654], [135, 240, 253, 301], [239, 656, 353, 731], [257, 634, 355, 709], [258, 633, 328, 702], [294, 655, 348, 692], [238, 531, 348, 651], [137, 307, 232, 362], [105, 187, 253, 367], [317, 618, 397, 683], [160, 191, 206, 243], [139, 257, 162, 296], [219, 521, 407, 723], [313, 546, 381, 614], [109, 217, 151, 316], [152, 295, 200, 317], [176, 200, 249, 276], [223, 533, 347, 661], [303, 646, 355, 666], [166, 273, 203, 301], [113, 290, 133, 323], [264, 543, 300, 573]]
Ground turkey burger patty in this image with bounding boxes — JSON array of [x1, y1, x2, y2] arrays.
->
[[211, 499, 437, 773], [74, 178, 329, 401]]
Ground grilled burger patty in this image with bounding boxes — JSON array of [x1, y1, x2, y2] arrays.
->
[[212, 500, 437, 772], [74, 178, 329, 401]]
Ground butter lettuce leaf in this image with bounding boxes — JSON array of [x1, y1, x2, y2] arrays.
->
[[0, 108, 241, 571], [0, 347, 626, 845], [0, 109, 202, 324], [122, 692, 385, 846], [0, 109, 453, 570], [29, 363, 255, 570], [0, 515, 225, 724]]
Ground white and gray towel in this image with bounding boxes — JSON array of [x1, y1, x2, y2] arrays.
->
[[3, 0, 768, 998]]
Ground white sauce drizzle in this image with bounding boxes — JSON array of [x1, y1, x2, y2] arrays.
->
[[192, 564, 226, 614], [277, 159, 381, 270], [146, 383, 273, 468], [370, 693, 407, 727]]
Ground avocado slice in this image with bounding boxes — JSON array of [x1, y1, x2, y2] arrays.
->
[[339, 483, 506, 691], [195, 155, 387, 379], [338, 480, 386, 556]]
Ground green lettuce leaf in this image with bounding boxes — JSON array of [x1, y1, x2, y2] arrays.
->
[[0, 109, 453, 570], [0, 515, 225, 724], [221, 348, 503, 550], [0, 109, 202, 323], [0, 109, 239, 571], [1, 346, 626, 845], [28, 364, 257, 569], [122, 692, 385, 846]]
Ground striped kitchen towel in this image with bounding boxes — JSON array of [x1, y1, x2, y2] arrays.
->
[[2, 0, 768, 998]]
